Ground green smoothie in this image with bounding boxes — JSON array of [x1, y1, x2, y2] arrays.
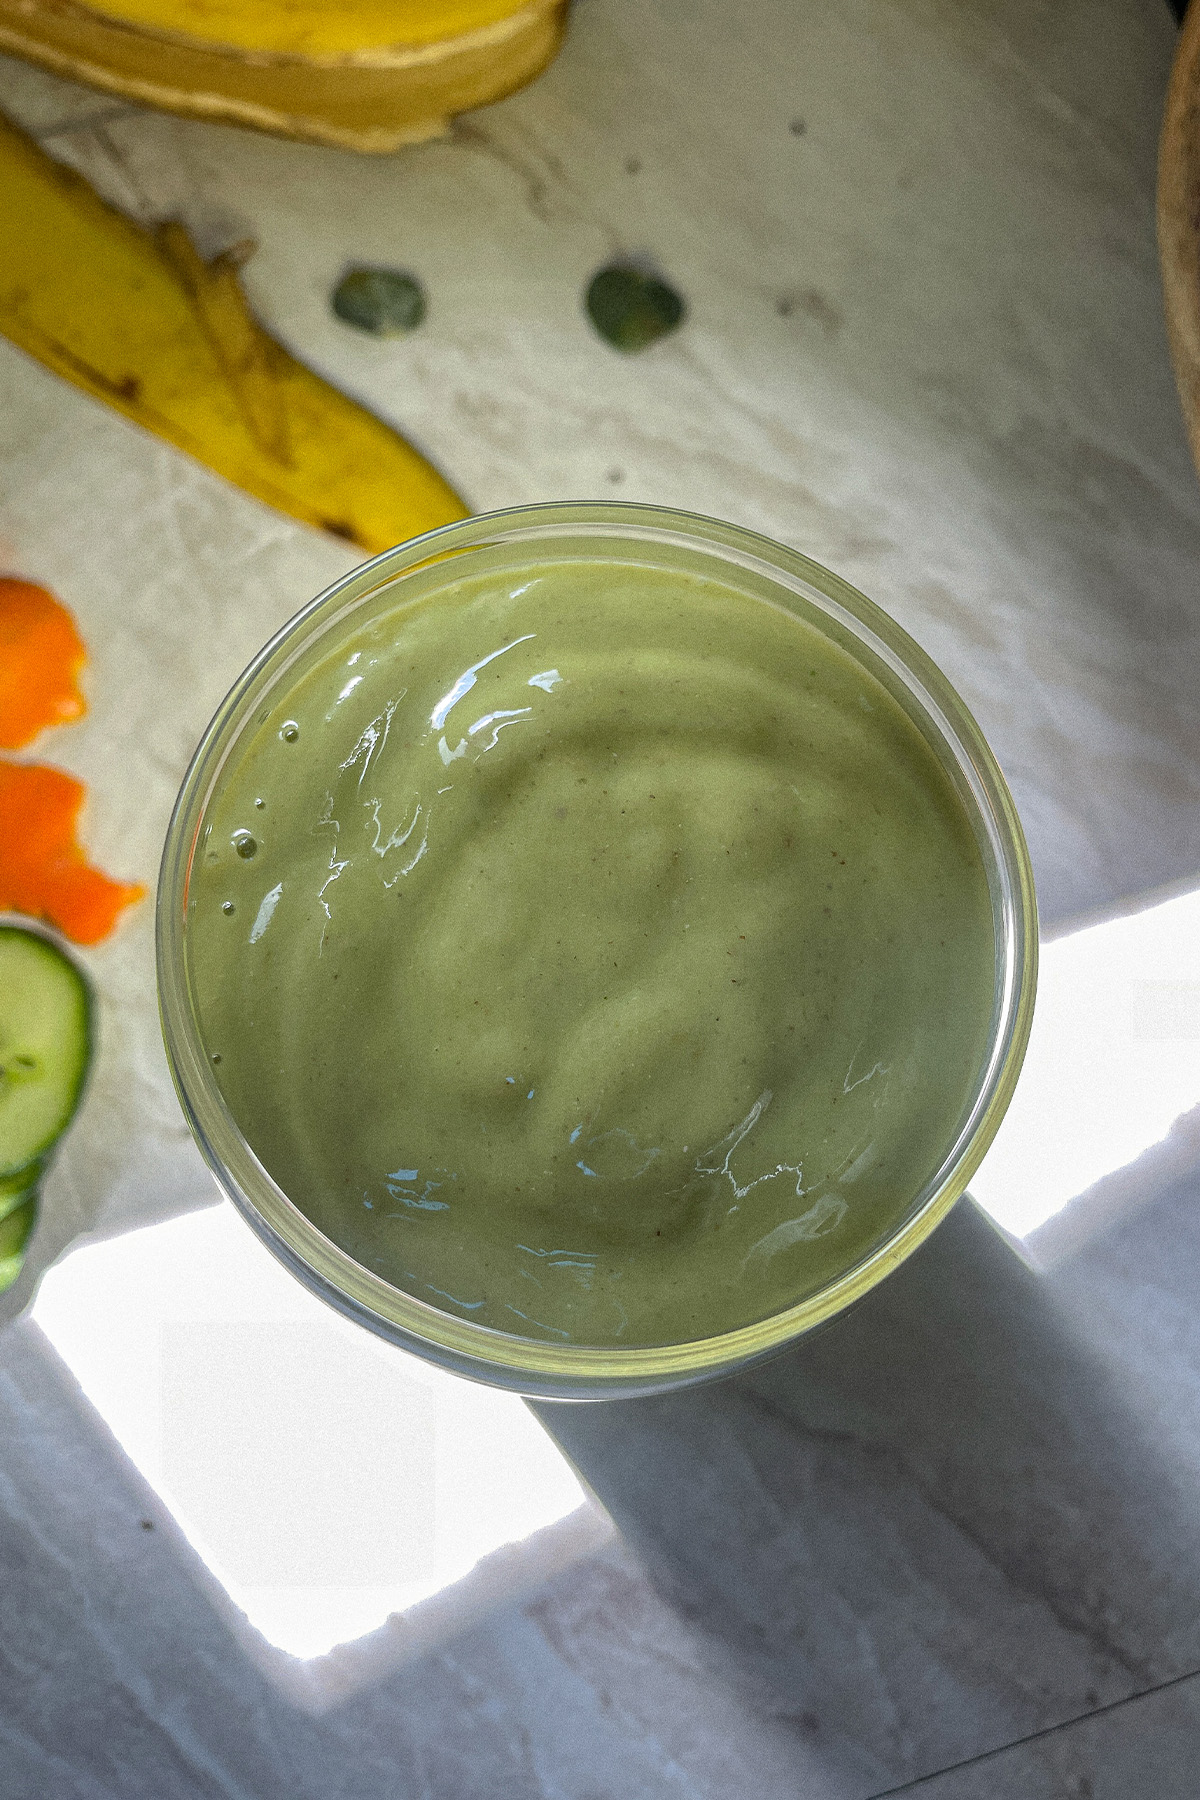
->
[[189, 559, 995, 1347]]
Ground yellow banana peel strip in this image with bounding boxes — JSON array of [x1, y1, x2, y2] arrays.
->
[[41, 0, 539, 58], [0, 0, 567, 152], [0, 110, 468, 554]]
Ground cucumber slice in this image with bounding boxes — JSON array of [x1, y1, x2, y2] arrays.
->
[[0, 925, 92, 1179], [0, 1157, 44, 1223], [0, 1193, 37, 1293]]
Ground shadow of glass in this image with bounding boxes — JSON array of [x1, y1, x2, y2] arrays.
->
[[533, 1198, 1200, 1784]]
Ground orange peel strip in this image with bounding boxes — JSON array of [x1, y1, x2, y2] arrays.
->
[[0, 578, 87, 751], [0, 758, 145, 944]]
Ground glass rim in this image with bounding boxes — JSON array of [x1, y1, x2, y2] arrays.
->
[[157, 500, 1038, 1399]]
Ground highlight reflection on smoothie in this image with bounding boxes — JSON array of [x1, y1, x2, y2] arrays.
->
[[188, 560, 996, 1347]]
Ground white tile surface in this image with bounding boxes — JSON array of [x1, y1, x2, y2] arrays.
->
[[30, 1203, 602, 1667], [896, 1672, 1200, 1798], [6, 1179, 1200, 1797], [536, 1191, 1200, 1790], [0, 1317, 854, 1798], [970, 877, 1200, 1251]]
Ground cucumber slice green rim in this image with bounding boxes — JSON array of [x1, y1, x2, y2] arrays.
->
[[0, 1157, 44, 1222], [0, 1194, 38, 1293], [0, 923, 93, 1181]]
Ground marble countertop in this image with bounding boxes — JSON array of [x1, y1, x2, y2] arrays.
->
[[2, 0, 1200, 1793]]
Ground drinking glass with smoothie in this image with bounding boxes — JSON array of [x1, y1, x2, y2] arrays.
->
[[158, 504, 1036, 1397]]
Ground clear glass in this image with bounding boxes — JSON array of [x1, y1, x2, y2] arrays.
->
[[157, 503, 1037, 1400]]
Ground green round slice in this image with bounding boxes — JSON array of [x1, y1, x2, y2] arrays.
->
[[0, 926, 92, 1179], [0, 1194, 37, 1293], [0, 1156, 44, 1221]]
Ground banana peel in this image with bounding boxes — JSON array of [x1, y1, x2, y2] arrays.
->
[[56, 0, 549, 56], [0, 0, 567, 153], [0, 110, 469, 554]]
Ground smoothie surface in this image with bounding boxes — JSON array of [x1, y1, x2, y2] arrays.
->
[[189, 557, 996, 1346]]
